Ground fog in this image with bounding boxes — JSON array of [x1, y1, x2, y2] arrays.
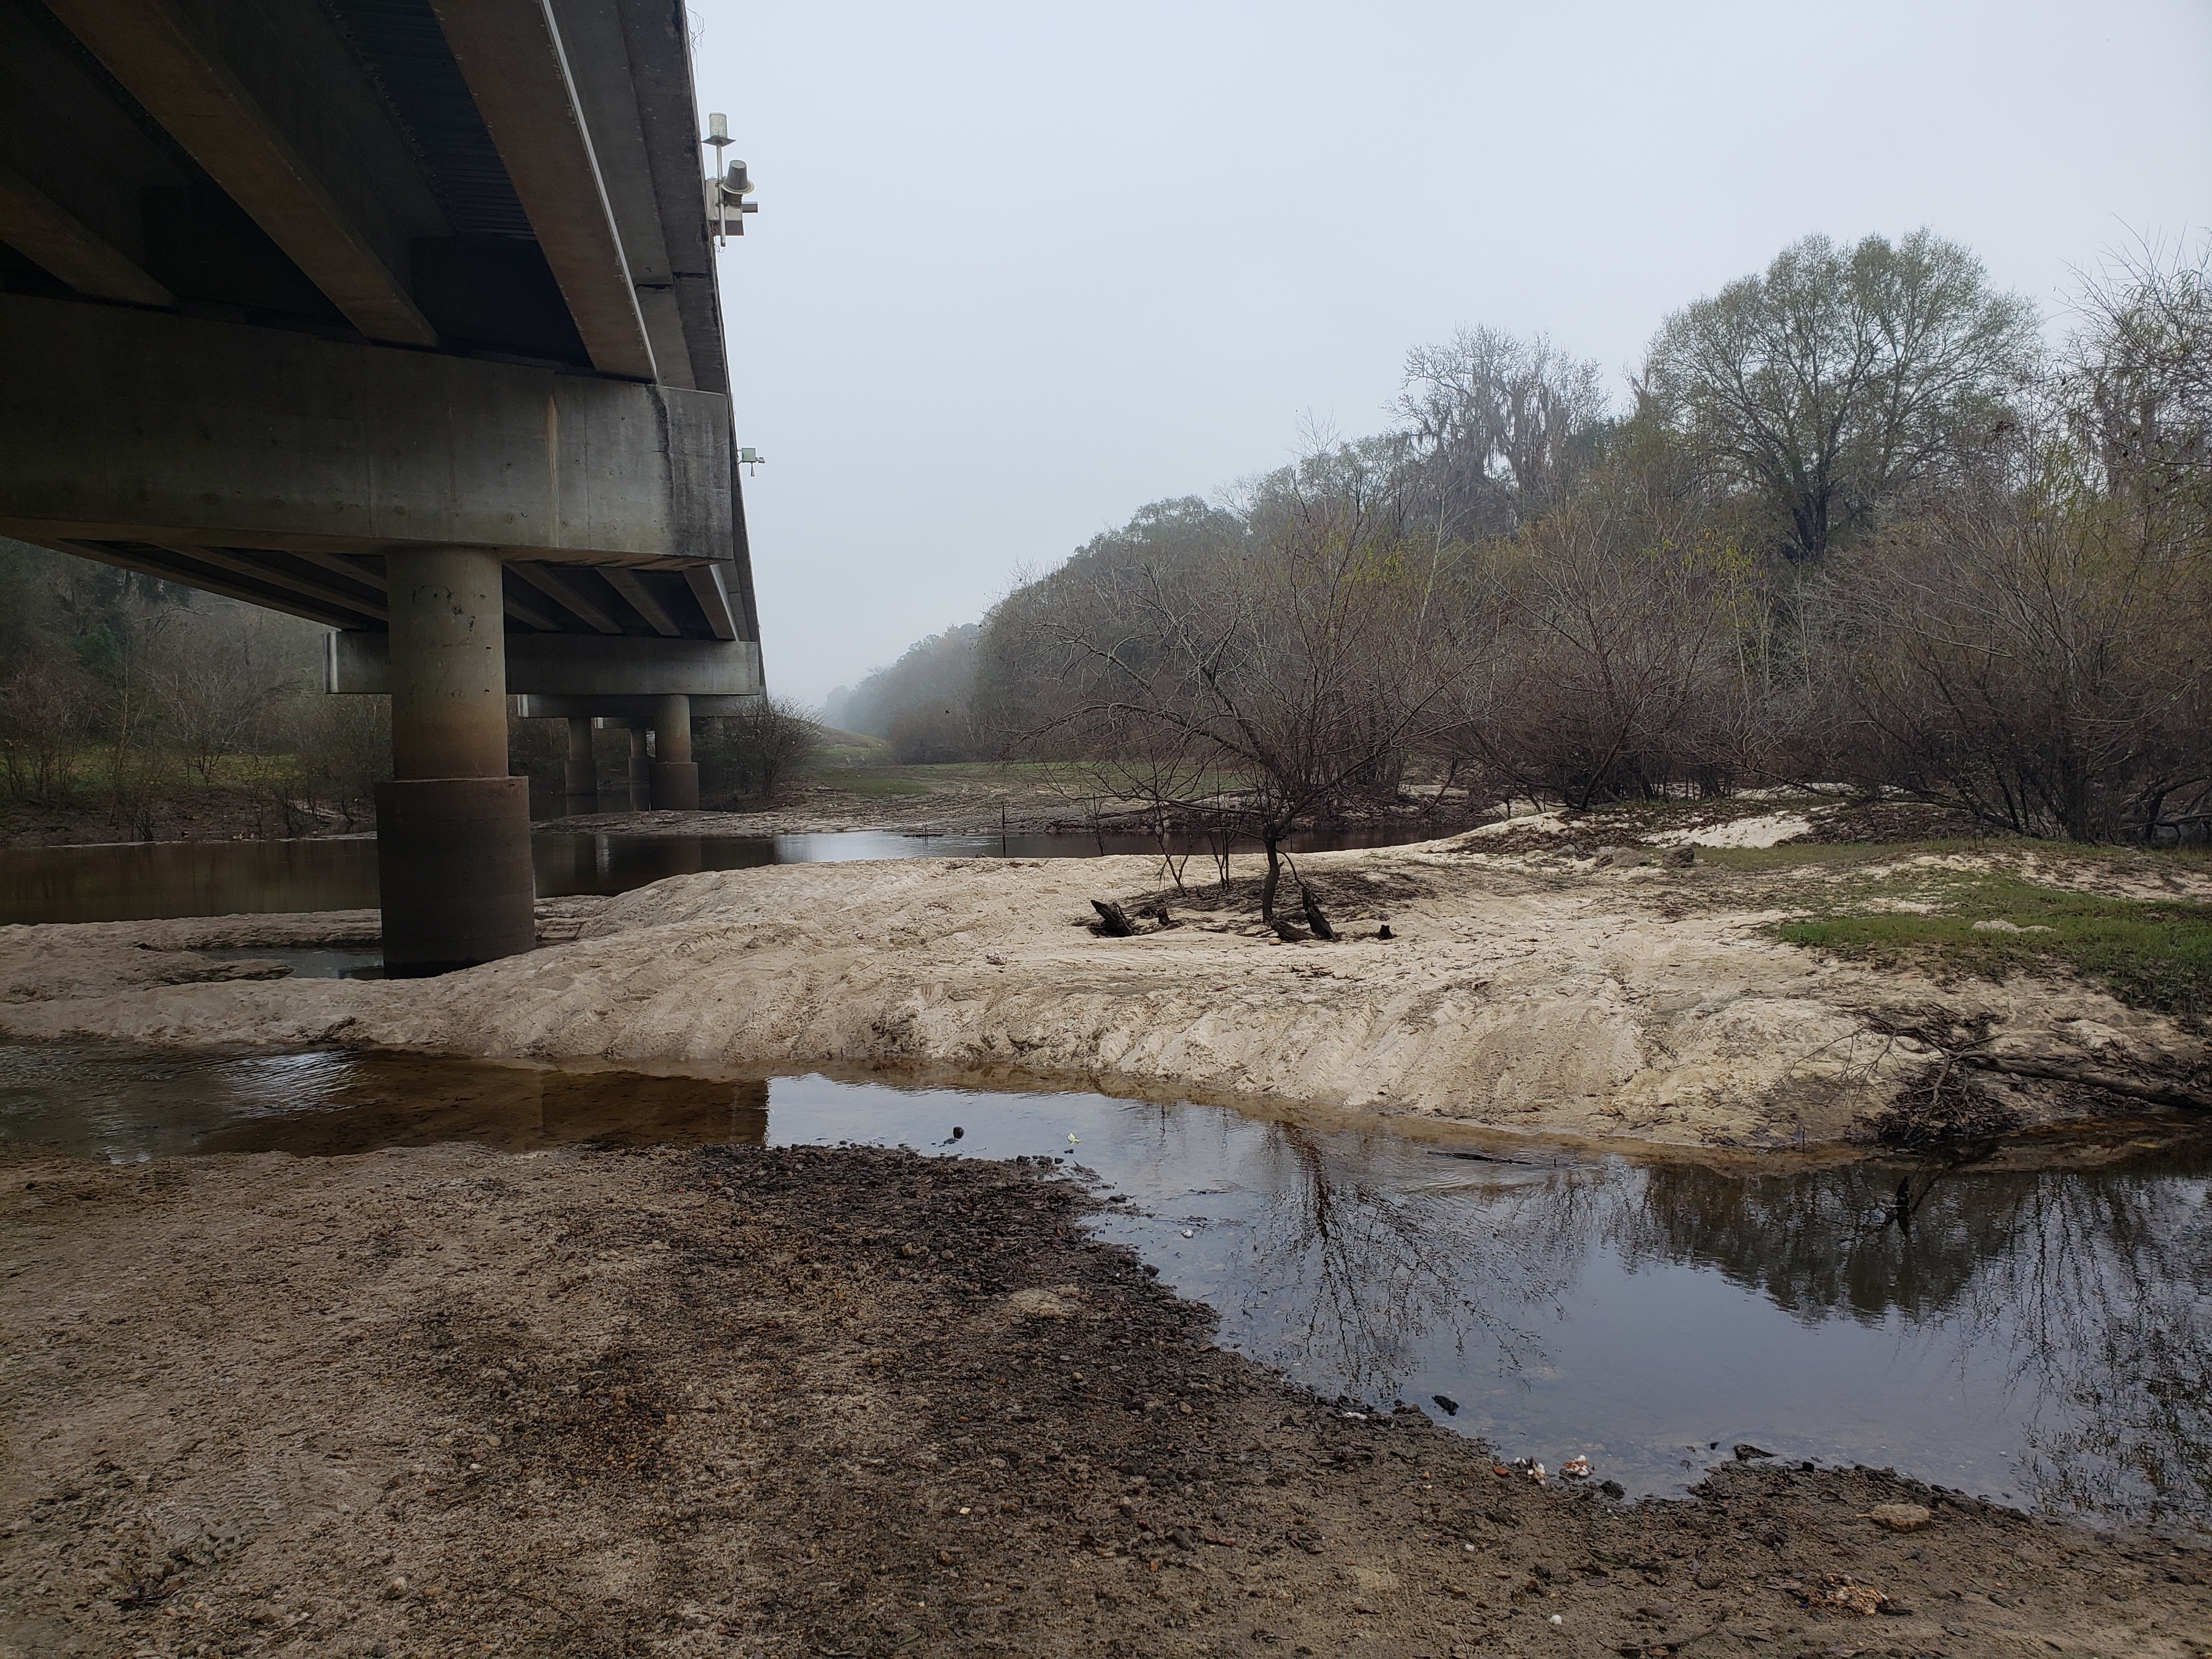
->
[[687, 0, 2212, 707]]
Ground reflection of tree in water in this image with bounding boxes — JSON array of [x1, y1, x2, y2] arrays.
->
[[1611, 1163, 2020, 1323], [1615, 1154, 2212, 1524], [1961, 1170, 2212, 1525], [1227, 1128, 1610, 1401]]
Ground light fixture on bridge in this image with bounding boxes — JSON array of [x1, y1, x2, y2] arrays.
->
[[739, 447, 764, 476], [703, 112, 758, 244]]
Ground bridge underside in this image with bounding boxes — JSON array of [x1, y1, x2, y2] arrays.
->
[[0, 0, 763, 970]]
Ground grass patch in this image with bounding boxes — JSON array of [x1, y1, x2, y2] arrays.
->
[[1775, 872, 2212, 1028], [1700, 840, 1994, 873]]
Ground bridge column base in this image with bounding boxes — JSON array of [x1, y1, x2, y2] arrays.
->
[[649, 693, 696, 809], [628, 725, 650, 809], [565, 717, 596, 804], [375, 777, 535, 975], [650, 762, 699, 810], [379, 545, 535, 974]]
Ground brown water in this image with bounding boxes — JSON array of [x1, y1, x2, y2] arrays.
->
[[1, 826, 1432, 925], [5, 1039, 2208, 1532]]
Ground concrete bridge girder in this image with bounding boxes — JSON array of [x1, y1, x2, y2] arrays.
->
[[0, 296, 734, 569], [0, 0, 765, 972]]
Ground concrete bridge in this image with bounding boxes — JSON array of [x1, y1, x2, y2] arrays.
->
[[0, 0, 764, 972]]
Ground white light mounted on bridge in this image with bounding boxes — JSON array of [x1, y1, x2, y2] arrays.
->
[[703, 111, 758, 244], [738, 447, 764, 476]]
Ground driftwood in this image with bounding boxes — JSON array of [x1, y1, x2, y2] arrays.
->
[[1959, 1052, 2212, 1111], [1299, 883, 1336, 941], [1090, 899, 1136, 938]]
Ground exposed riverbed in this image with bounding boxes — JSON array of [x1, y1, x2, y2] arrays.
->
[[7, 1041, 2207, 1530], [7, 837, 2203, 1150], [6, 1074, 2208, 1659]]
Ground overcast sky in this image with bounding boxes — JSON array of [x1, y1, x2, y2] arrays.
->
[[688, 1, 2212, 705]]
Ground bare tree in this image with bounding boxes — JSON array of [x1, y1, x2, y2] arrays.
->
[[2061, 236, 2212, 534], [698, 696, 821, 804], [1639, 230, 2038, 561], [1024, 447, 1468, 918], [1397, 326, 1610, 534], [0, 650, 96, 805], [1821, 449, 2209, 840], [145, 608, 298, 785], [1452, 461, 1747, 809]]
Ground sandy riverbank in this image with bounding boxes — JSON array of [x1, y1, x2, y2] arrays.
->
[[4, 1137, 2205, 1659], [4, 828, 2204, 1149]]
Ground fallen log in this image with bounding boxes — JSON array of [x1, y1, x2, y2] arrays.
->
[[1959, 1052, 2212, 1111]]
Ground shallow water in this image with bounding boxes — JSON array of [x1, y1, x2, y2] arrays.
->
[[1, 825, 1428, 924], [5, 1041, 2207, 1531]]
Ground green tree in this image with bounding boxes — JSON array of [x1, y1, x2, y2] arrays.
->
[[1639, 230, 2036, 561]]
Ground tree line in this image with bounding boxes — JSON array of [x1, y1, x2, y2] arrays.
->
[[837, 230, 2211, 904], [0, 545, 393, 837], [0, 541, 811, 837]]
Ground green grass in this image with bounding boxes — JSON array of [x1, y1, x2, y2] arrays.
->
[[1698, 840, 1996, 874], [1773, 871, 2212, 1028]]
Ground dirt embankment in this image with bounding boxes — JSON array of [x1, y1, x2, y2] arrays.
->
[[5, 833, 2205, 1149], [4, 1140, 2204, 1659]]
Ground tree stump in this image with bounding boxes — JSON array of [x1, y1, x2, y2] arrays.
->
[[1299, 883, 1336, 941], [1091, 899, 1136, 937]]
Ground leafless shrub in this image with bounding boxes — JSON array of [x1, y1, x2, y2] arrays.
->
[[1449, 460, 1752, 808], [1818, 426, 2210, 840], [0, 647, 97, 806], [698, 696, 820, 804], [1019, 445, 1469, 917]]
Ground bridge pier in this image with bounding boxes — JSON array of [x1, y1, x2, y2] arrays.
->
[[650, 693, 700, 810], [565, 718, 597, 805], [628, 725, 652, 809], [374, 548, 537, 975]]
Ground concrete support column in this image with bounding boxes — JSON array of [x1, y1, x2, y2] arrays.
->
[[648, 692, 698, 810], [628, 723, 650, 809], [374, 546, 535, 975], [565, 717, 595, 802]]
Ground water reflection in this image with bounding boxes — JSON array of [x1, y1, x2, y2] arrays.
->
[[0, 1044, 766, 1158], [2, 1045, 2205, 1528], [1226, 1128, 1595, 1391], [1, 826, 1429, 924], [1610, 1158, 2212, 1523]]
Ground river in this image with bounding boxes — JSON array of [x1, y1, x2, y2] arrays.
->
[[1, 825, 1433, 926]]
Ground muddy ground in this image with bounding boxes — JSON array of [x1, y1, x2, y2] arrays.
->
[[3, 1138, 2205, 1659]]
